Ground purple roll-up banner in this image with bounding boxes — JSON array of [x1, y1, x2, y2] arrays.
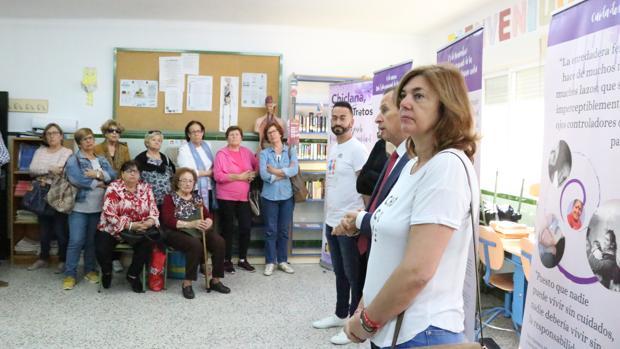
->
[[436, 27, 484, 343], [372, 61, 413, 96], [521, 1, 620, 348]]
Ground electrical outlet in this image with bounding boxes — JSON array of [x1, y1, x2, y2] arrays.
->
[[9, 98, 49, 113]]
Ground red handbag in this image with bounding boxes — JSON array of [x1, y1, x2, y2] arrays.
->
[[148, 245, 166, 291]]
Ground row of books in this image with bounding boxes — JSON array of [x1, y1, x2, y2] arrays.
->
[[15, 210, 38, 224], [14, 180, 32, 197], [17, 143, 38, 171], [305, 179, 325, 200], [299, 112, 327, 133], [297, 143, 327, 160]]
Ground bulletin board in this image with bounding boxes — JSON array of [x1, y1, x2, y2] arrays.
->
[[113, 48, 282, 134]]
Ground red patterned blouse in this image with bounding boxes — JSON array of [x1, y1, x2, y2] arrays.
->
[[97, 179, 160, 240]]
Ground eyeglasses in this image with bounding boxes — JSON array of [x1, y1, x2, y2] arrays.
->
[[123, 169, 139, 174], [106, 128, 121, 134], [45, 131, 61, 136], [188, 129, 203, 135]]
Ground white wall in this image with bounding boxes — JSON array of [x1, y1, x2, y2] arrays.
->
[[0, 18, 422, 133]]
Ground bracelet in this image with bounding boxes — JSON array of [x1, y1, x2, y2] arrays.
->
[[360, 309, 381, 333]]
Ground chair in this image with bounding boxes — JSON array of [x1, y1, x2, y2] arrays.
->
[[98, 244, 169, 293], [520, 238, 534, 282], [477, 225, 517, 335]]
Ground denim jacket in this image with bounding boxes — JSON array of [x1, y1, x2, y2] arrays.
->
[[259, 145, 298, 201], [65, 150, 117, 202]]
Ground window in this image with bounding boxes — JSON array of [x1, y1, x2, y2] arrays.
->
[[480, 65, 544, 199]]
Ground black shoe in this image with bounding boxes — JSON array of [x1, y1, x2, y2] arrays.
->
[[126, 274, 143, 293], [182, 284, 195, 299], [209, 280, 231, 294], [237, 259, 256, 272], [102, 273, 112, 289], [223, 260, 236, 274]]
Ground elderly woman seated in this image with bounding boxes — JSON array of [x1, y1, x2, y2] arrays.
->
[[162, 167, 230, 299], [95, 160, 160, 293]]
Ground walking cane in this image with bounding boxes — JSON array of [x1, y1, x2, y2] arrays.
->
[[197, 203, 211, 292]]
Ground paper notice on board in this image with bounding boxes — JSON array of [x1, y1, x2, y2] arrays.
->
[[219, 76, 239, 132], [181, 53, 199, 75], [119, 79, 158, 108], [159, 56, 184, 91], [187, 75, 213, 111], [164, 89, 183, 114], [241, 72, 267, 108]]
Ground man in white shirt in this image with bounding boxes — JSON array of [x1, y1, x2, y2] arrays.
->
[[312, 101, 369, 345]]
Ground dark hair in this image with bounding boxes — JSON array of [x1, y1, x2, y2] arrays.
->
[[225, 126, 244, 139], [396, 64, 479, 161], [606, 230, 617, 252], [41, 123, 64, 147], [120, 160, 139, 173], [263, 121, 284, 144], [172, 167, 198, 191], [184, 120, 205, 142], [332, 101, 353, 114]]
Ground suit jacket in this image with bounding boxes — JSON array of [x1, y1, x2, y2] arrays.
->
[[359, 147, 410, 237], [356, 139, 388, 196]]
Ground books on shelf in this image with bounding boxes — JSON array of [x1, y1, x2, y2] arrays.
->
[[15, 209, 38, 224], [305, 179, 325, 200], [17, 143, 38, 171], [299, 111, 327, 133], [14, 180, 32, 197], [297, 143, 327, 160]]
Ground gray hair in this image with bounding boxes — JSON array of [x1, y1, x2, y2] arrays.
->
[[144, 130, 163, 148]]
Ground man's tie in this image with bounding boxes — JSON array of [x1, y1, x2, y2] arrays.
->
[[358, 151, 399, 254]]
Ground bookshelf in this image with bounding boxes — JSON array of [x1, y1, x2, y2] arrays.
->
[[8, 136, 74, 264], [288, 74, 357, 257]]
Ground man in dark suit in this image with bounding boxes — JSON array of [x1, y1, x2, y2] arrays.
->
[[334, 88, 408, 290]]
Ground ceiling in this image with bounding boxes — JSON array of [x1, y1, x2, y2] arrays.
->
[[0, 0, 496, 34]]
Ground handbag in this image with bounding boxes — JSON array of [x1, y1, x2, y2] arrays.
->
[[148, 244, 166, 291], [287, 147, 308, 203], [120, 226, 162, 246], [23, 180, 54, 216], [389, 151, 499, 349], [46, 174, 78, 213]]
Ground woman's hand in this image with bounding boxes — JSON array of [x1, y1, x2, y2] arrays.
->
[[266, 165, 285, 179], [194, 218, 212, 232], [344, 312, 371, 343], [84, 169, 99, 179]]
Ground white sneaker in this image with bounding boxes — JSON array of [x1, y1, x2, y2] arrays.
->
[[264, 263, 274, 276], [113, 260, 124, 273], [27, 259, 48, 271], [278, 262, 295, 274], [330, 329, 352, 345], [54, 262, 65, 274], [312, 314, 346, 329]]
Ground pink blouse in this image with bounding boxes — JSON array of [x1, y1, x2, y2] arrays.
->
[[213, 146, 258, 202], [98, 180, 160, 240]]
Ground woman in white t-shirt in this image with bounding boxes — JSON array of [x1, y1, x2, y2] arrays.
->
[[337, 65, 480, 348]]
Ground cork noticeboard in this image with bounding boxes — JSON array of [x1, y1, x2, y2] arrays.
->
[[113, 48, 281, 134]]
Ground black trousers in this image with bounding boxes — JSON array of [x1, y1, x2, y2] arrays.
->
[[95, 231, 153, 277], [164, 229, 225, 279], [217, 199, 252, 261]]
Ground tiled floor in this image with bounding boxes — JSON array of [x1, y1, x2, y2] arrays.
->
[[0, 262, 519, 348]]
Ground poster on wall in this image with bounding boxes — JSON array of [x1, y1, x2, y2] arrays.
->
[[436, 27, 483, 342], [187, 75, 213, 111], [320, 80, 375, 268], [241, 72, 267, 108], [119, 79, 158, 108], [520, 1, 620, 348], [219, 76, 239, 132], [372, 61, 412, 126]]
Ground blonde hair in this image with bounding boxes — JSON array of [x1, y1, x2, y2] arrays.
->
[[396, 64, 479, 161], [100, 119, 125, 135]]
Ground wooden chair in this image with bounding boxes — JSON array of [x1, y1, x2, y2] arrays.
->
[[478, 225, 516, 335], [520, 238, 534, 282]]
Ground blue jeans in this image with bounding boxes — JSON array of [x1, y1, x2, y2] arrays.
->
[[325, 224, 361, 318], [261, 197, 294, 264], [65, 211, 99, 278], [371, 325, 466, 348]]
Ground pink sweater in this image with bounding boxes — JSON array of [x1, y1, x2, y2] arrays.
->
[[213, 146, 258, 202]]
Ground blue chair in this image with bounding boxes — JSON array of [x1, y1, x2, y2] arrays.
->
[[477, 225, 519, 336]]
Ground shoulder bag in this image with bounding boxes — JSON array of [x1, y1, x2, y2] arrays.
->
[[389, 150, 499, 349], [23, 180, 54, 216], [287, 146, 308, 203], [46, 156, 82, 213]]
